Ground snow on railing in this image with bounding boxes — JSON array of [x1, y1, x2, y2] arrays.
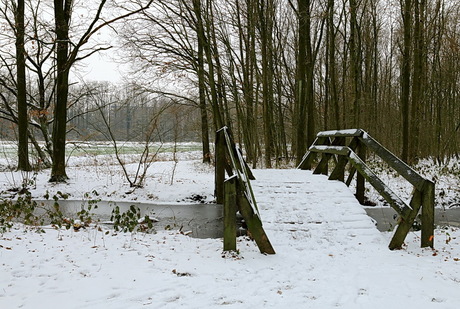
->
[[215, 127, 275, 254], [298, 129, 435, 250]]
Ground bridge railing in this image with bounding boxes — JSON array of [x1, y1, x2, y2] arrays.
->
[[298, 129, 435, 250], [215, 127, 275, 254]]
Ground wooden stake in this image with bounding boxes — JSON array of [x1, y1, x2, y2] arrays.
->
[[223, 176, 237, 252]]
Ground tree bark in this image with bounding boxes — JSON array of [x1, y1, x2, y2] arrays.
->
[[50, 0, 71, 182], [400, 0, 412, 163], [294, 0, 315, 165], [195, 2, 211, 164], [258, 0, 275, 167], [15, 0, 31, 171]]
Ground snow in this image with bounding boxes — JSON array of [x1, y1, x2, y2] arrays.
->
[[1, 152, 460, 308], [316, 129, 363, 137]]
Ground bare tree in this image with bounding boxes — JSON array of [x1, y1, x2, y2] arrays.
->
[[50, 0, 153, 182]]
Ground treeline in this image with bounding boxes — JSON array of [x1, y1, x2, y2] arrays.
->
[[1, 0, 460, 179], [121, 0, 460, 166], [66, 83, 201, 142]]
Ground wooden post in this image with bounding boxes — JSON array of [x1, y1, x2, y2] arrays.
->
[[345, 166, 356, 186], [236, 182, 275, 254], [298, 136, 328, 170], [215, 129, 226, 204], [356, 138, 366, 204], [223, 176, 237, 252], [388, 190, 422, 250], [313, 153, 332, 175], [421, 180, 435, 248], [328, 137, 347, 182]]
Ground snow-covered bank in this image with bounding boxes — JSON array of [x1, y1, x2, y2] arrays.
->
[[1, 154, 459, 308]]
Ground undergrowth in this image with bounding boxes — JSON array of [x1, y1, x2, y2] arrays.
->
[[0, 189, 155, 234]]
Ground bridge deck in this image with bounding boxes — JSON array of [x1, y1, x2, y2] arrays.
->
[[251, 169, 383, 250]]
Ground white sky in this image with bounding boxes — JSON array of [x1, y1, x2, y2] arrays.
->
[[74, 52, 124, 83]]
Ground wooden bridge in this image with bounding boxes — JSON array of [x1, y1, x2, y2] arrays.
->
[[215, 128, 435, 254]]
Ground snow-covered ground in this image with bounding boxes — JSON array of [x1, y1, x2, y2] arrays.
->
[[1, 152, 459, 308]]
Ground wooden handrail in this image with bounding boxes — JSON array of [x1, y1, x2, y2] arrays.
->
[[299, 129, 435, 250], [215, 127, 275, 254]]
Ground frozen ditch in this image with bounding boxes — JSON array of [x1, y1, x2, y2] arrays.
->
[[34, 200, 224, 238], [365, 206, 460, 231]]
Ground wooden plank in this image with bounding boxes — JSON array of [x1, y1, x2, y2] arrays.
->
[[223, 176, 237, 252], [316, 129, 364, 138], [389, 190, 422, 250], [215, 129, 226, 204], [329, 155, 348, 182], [348, 152, 412, 219], [345, 167, 356, 186], [309, 145, 350, 156], [421, 181, 435, 248], [298, 151, 316, 170], [358, 133, 425, 191], [238, 148, 255, 180], [237, 181, 275, 255], [329, 137, 358, 182], [236, 149, 260, 215], [297, 137, 328, 170], [356, 140, 366, 204], [313, 153, 331, 175]]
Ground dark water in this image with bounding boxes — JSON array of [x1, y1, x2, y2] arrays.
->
[[36, 200, 224, 239], [37, 199, 460, 237], [364, 207, 460, 232]]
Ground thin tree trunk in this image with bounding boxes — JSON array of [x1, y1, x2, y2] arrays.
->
[[50, 0, 71, 182], [400, 0, 412, 163], [16, 0, 31, 171], [258, 0, 275, 168]]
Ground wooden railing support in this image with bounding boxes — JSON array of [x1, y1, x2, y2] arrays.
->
[[215, 129, 226, 204], [223, 176, 237, 252], [215, 127, 275, 254], [421, 181, 435, 248], [299, 129, 435, 249], [356, 140, 366, 204]]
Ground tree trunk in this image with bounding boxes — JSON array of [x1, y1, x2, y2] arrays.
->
[[196, 14, 211, 164], [50, 0, 71, 182], [258, 0, 275, 168], [349, 0, 362, 128], [15, 0, 31, 171], [408, 0, 425, 165], [294, 0, 315, 165], [326, 0, 340, 130], [193, 0, 223, 130], [400, 0, 412, 163]]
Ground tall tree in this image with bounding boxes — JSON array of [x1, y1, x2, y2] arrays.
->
[[257, 0, 276, 167], [192, 0, 213, 162], [293, 0, 315, 165], [400, 0, 412, 163], [408, 0, 426, 164], [15, 0, 31, 170], [50, 0, 72, 181], [50, 0, 153, 182], [324, 0, 340, 130], [348, 0, 363, 128]]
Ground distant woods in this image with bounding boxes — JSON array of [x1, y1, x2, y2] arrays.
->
[[1, 0, 460, 174]]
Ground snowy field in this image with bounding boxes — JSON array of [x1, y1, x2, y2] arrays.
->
[[1, 150, 459, 308]]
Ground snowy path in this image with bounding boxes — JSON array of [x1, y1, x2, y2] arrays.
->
[[1, 163, 460, 309], [253, 169, 381, 251]]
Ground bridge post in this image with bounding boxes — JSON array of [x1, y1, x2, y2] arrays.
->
[[215, 129, 226, 204], [389, 190, 422, 250], [356, 139, 366, 204], [421, 180, 435, 248], [223, 176, 237, 252]]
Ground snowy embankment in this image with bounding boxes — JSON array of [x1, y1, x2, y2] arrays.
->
[[1, 154, 459, 308]]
